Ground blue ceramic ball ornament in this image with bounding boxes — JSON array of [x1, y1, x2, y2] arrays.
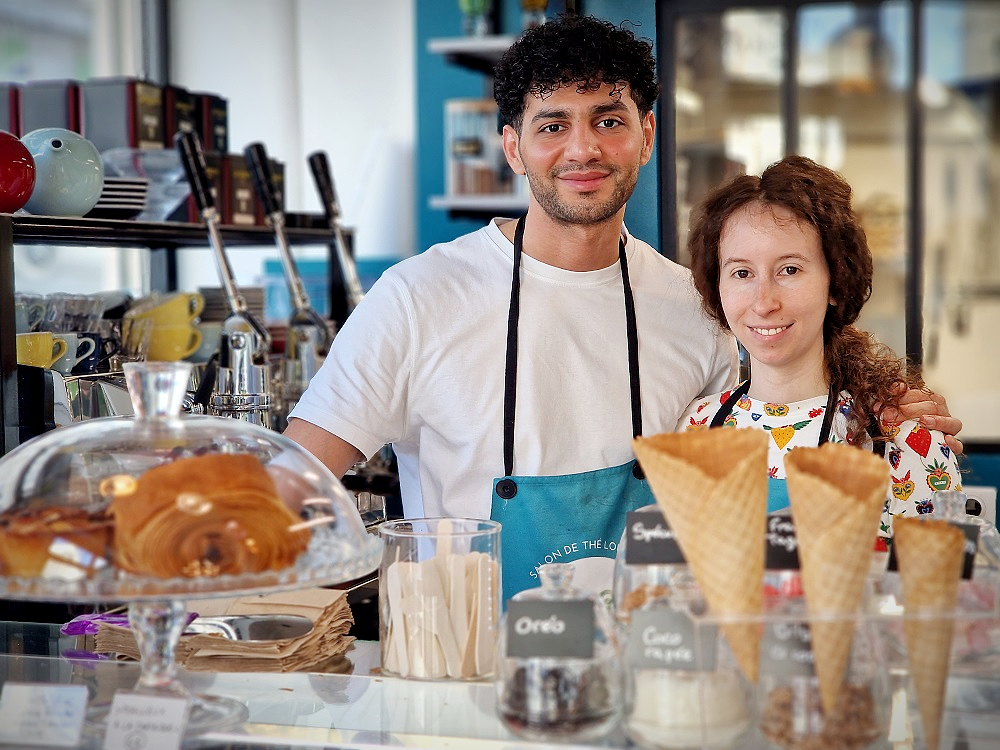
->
[[20, 128, 105, 217]]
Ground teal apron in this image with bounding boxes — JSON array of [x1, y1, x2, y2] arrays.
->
[[709, 382, 879, 513], [491, 216, 653, 602]]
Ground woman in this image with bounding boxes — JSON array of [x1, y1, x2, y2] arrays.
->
[[679, 155, 961, 536]]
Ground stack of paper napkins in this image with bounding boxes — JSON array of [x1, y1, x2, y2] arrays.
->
[[94, 588, 354, 672]]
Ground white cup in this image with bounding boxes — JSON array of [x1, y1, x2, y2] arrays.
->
[[52, 333, 98, 375], [186, 322, 223, 363]]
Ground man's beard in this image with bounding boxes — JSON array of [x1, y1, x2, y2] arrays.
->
[[524, 162, 639, 226]]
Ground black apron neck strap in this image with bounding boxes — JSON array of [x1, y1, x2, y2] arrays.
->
[[502, 215, 639, 477], [710, 380, 751, 428], [620, 246, 641, 440], [818, 388, 838, 445], [502, 217, 526, 478], [710, 380, 838, 445]]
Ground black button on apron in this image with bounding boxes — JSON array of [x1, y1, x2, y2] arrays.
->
[[496, 478, 518, 499]]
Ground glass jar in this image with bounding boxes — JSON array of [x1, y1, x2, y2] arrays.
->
[[875, 491, 1000, 726], [495, 562, 622, 742], [753, 507, 890, 750], [378, 517, 501, 681], [612, 506, 688, 627], [756, 596, 889, 750], [874, 491, 1000, 663], [874, 490, 1000, 596], [457, 0, 491, 36], [614, 507, 751, 749], [926, 490, 1000, 574]]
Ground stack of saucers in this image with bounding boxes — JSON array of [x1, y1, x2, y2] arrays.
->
[[85, 177, 150, 220]]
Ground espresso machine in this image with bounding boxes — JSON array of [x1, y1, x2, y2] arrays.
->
[[176, 131, 273, 427], [308, 150, 365, 319], [177, 133, 399, 523]]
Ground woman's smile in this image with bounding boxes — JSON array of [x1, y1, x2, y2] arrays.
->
[[750, 325, 791, 337]]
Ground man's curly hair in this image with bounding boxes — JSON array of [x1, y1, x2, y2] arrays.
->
[[493, 14, 660, 133]]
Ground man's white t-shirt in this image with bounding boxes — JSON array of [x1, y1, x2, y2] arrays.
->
[[289, 219, 737, 520]]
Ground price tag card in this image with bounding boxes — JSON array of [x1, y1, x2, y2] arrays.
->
[[626, 606, 718, 671], [505, 600, 594, 659], [765, 513, 800, 570], [761, 621, 815, 677], [624, 510, 685, 565], [102, 692, 189, 750], [0, 682, 88, 747]]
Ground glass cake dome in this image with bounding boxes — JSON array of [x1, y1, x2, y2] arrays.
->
[[0, 360, 382, 602]]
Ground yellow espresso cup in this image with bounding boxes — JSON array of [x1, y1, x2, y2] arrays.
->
[[146, 325, 203, 362], [16, 332, 69, 369], [128, 291, 205, 328]]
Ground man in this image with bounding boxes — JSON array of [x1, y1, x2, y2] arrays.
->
[[284, 15, 958, 599]]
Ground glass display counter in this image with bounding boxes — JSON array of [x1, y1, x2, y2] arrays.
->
[[1, 629, 1000, 749]]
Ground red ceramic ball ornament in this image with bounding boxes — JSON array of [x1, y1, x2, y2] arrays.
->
[[0, 130, 36, 213]]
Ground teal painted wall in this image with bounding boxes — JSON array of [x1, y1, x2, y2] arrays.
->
[[414, 1, 660, 253], [586, 0, 659, 251], [414, 4, 492, 253]]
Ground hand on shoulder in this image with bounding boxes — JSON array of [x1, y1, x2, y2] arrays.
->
[[875, 384, 963, 455]]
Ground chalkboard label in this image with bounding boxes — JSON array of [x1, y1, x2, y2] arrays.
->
[[625, 606, 717, 671], [506, 600, 594, 659], [624, 510, 685, 565], [765, 513, 800, 570], [761, 621, 815, 677], [886, 520, 980, 580]]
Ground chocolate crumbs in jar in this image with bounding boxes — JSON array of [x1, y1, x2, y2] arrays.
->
[[761, 683, 879, 750], [499, 663, 615, 739]]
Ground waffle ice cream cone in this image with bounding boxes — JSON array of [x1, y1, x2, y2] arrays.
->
[[893, 517, 966, 750], [784, 443, 889, 717], [632, 429, 768, 682]]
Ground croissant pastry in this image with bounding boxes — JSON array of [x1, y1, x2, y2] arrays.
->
[[109, 453, 309, 578], [0, 506, 112, 577]]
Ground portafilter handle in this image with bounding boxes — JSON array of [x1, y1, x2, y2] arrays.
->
[[175, 131, 248, 320], [245, 142, 316, 325], [308, 150, 365, 311], [176, 131, 270, 361], [175, 131, 216, 216], [243, 141, 281, 217]]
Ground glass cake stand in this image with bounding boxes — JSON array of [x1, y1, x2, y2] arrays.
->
[[0, 361, 383, 737]]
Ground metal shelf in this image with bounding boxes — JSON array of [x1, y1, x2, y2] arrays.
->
[[426, 35, 516, 74], [4, 214, 333, 249]]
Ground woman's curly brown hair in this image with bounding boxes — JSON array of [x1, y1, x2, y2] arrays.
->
[[688, 155, 923, 443], [493, 14, 660, 133]]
